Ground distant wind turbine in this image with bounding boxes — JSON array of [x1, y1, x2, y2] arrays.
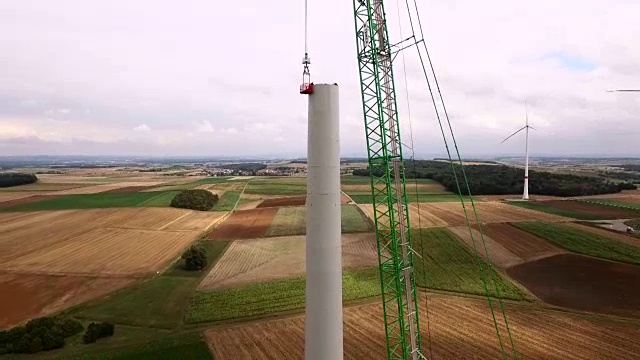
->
[[502, 102, 536, 200]]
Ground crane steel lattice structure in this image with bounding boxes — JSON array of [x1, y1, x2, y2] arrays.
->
[[352, 0, 422, 358]]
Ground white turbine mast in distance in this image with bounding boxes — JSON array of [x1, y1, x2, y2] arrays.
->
[[501, 101, 536, 200]]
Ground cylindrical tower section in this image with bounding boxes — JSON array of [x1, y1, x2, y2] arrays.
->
[[305, 83, 343, 360]]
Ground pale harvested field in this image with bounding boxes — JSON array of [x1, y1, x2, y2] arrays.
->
[[2, 228, 200, 276], [359, 203, 450, 228], [0, 273, 134, 329], [236, 200, 263, 210], [428, 201, 569, 224], [52, 181, 166, 195], [33, 174, 111, 184], [206, 293, 640, 360], [198, 233, 378, 290], [565, 222, 640, 248], [448, 226, 524, 268], [0, 183, 89, 192], [0, 208, 213, 275]]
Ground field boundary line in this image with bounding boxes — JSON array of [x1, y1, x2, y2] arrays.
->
[[158, 212, 192, 230]]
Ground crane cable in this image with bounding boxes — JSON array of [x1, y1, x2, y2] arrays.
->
[[396, 0, 519, 358], [393, 0, 434, 358]]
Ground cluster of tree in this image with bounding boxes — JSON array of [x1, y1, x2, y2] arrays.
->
[[0, 317, 83, 354], [615, 164, 640, 172], [170, 189, 219, 211], [82, 322, 114, 344], [181, 243, 208, 271], [352, 160, 637, 197], [0, 173, 38, 188], [217, 162, 267, 172], [599, 170, 640, 183]]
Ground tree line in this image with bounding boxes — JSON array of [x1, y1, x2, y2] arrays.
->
[[352, 160, 637, 197], [0, 173, 38, 188]]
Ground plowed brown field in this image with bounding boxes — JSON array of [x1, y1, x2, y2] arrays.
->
[[0, 192, 45, 202], [206, 208, 278, 240], [0, 273, 133, 329], [507, 253, 640, 318], [448, 226, 524, 268], [477, 223, 565, 261], [198, 233, 378, 290], [541, 200, 639, 219], [257, 196, 307, 208], [0, 208, 212, 275], [206, 293, 640, 359]]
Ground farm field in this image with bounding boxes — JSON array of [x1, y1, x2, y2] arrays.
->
[[582, 198, 640, 210], [412, 228, 527, 300], [198, 233, 378, 290], [507, 253, 640, 317], [1, 190, 179, 211], [0, 208, 217, 275], [447, 226, 524, 268], [565, 222, 640, 247], [205, 292, 640, 359], [476, 223, 565, 262], [513, 222, 640, 265], [206, 207, 278, 240], [186, 267, 380, 324], [510, 199, 640, 220], [359, 201, 566, 228], [0, 273, 134, 329], [265, 204, 372, 237]]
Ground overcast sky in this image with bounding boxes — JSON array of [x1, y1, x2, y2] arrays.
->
[[1, 0, 639, 158]]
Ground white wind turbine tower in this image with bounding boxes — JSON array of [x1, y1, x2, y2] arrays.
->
[[502, 102, 535, 200]]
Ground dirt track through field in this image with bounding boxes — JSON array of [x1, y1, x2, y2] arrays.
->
[[198, 233, 378, 290], [0, 273, 134, 329], [206, 208, 278, 240], [206, 292, 640, 359], [448, 226, 524, 268], [477, 223, 565, 262], [541, 200, 640, 219], [507, 253, 640, 318]]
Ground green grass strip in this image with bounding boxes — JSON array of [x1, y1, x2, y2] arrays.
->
[[582, 199, 640, 211], [214, 191, 241, 211], [513, 222, 640, 265]]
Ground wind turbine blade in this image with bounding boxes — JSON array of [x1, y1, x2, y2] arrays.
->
[[608, 89, 640, 92], [501, 126, 526, 144], [528, 126, 537, 130]]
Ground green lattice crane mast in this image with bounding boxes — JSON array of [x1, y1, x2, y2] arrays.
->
[[352, 0, 423, 359]]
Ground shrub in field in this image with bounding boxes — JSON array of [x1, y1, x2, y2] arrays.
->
[[170, 189, 218, 211], [0, 316, 83, 354], [182, 244, 208, 271], [0, 172, 37, 188], [82, 322, 115, 344]]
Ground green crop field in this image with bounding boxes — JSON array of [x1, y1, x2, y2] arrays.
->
[[347, 193, 473, 204], [265, 204, 373, 236], [506, 201, 599, 220], [185, 267, 380, 324], [214, 191, 241, 211], [513, 222, 640, 265], [582, 199, 640, 211], [1, 191, 179, 211], [413, 228, 528, 300]]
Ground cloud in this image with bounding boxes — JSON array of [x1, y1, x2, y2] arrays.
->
[[133, 124, 151, 132], [194, 120, 214, 133], [0, 0, 638, 157]]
